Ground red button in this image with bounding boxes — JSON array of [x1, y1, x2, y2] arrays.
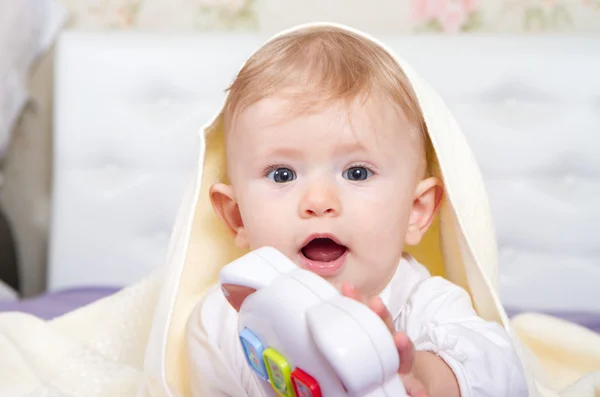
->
[[291, 368, 321, 397]]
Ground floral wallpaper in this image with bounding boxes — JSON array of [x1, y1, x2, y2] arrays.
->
[[57, 0, 600, 33], [58, 0, 258, 31], [411, 0, 484, 32], [411, 0, 600, 33]]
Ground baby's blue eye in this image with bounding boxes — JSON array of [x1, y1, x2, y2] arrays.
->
[[343, 166, 372, 181], [266, 167, 296, 183]]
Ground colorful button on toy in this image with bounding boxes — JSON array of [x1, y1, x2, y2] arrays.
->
[[290, 368, 322, 397], [263, 348, 294, 397], [291, 368, 322, 397], [239, 328, 269, 380]]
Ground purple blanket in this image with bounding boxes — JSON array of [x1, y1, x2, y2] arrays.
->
[[0, 287, 120, 320], [1, 287, 599, 334]]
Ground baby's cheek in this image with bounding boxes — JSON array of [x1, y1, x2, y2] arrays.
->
[[360, 200, 409, 251], [246, 215, 293, 251]]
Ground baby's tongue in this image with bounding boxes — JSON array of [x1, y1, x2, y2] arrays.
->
[[302, 238, 346, 262]]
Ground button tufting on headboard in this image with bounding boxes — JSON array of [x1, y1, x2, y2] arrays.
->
[[50, 33, 600, 313]]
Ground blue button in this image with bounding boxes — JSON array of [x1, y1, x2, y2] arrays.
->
[[239, 328, 269, 380]]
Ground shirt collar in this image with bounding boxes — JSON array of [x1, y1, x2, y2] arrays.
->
[[378, 253, 423, 321]]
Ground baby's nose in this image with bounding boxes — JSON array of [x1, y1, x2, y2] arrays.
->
[[299, 182, 341, 218]]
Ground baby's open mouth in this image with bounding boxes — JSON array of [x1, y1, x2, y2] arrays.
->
[[301, 237, 347, 263]]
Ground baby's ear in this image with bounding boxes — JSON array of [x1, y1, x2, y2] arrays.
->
[[209, 183, 249, 249], [405, 177, 444, 246]]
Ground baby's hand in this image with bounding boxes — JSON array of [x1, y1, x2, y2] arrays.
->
[[341, 283, 429, 397]]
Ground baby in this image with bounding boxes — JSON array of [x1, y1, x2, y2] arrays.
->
[[186, 25, 528, 397]]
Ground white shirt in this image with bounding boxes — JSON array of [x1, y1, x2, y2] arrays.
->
[[185, 254, 528, 397]]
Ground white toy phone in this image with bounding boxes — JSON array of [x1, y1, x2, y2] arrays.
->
[[219, 246, 407, 397]]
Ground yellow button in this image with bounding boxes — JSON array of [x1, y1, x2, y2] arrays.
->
[[263, 348, 294, 397]]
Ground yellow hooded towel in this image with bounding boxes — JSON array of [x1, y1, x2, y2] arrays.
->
[[0, 23, 599, 397]]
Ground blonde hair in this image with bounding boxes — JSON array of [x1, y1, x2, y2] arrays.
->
[[222, 25, 434, 173]]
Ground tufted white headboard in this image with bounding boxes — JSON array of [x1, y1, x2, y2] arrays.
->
[[50, 32, 600, 313]]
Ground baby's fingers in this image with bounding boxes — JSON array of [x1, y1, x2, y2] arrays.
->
[[367, 296, 395, 334], [341, 283, 369, 306], [394, 332, 415, 374], [341, 283, 359, 299], [341, 285, 396, 336]]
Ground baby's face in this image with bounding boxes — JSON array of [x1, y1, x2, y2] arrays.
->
[[214, 95, 440, 296]]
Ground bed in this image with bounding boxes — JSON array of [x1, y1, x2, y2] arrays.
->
[[1, 32, 599, 331]]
